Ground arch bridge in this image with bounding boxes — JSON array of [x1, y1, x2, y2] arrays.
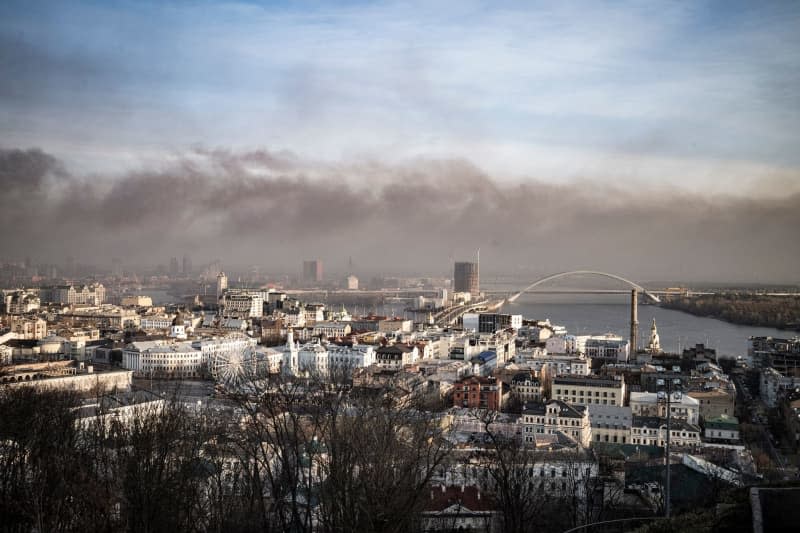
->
[[508, 270, 660, 303]]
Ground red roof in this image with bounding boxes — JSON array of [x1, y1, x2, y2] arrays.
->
[[424, 485, 496, 512]]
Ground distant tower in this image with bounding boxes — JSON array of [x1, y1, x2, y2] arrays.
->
[[630, 289, 639, 353], [647, 318, 661, 353], [216, 272, 228, 299], [454, 261, 479, 296], [303, 260, 323, 284], [182, 254, 192, 276], [169, 257, 179, 277], [111, 257, 123, 278]]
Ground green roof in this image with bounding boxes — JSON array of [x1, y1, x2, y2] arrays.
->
[[705, 415, 739, 430]]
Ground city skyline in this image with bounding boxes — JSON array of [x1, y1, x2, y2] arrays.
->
[[1, 1, 799, 282]]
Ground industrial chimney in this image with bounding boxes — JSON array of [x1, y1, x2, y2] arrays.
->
[[630, 289, 639, 355]]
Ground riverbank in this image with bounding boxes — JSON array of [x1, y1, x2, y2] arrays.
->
[[661, 295, 800, 333]]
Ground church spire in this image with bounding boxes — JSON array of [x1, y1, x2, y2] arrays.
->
[[647, 318, 661, 353]]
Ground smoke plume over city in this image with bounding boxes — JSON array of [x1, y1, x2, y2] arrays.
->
[[2, 1, 800, 282], [2, 146, 798, 282]]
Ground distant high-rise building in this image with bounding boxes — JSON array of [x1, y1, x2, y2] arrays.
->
[[65, 256, 76, 278], [169, 257, 179, 277], [182, 254, 192, 276], [303, 260, 323, 283], [111, 257, 123, 278], [454, 261, 479, 295], [216, 272, 228, 299]]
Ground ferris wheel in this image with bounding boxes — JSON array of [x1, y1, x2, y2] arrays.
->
[[210, 346, 259, 388]]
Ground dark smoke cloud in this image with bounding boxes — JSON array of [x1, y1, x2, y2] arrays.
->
[[1, 146, 798, 283]]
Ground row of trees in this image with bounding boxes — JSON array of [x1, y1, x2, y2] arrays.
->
[[1, 378, 627, 533], [662, 294, 800, 331]]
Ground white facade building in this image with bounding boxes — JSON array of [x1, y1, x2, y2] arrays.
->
[[630, 416, 701, 448], [629, 391, 700, 425], [587, 404, 632, 445], [522, 400, 590, 446], [221, 291, 264, 318], [122, 334, 257, 379]]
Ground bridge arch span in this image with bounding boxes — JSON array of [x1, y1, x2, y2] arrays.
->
[[508, 270, 660, 303]]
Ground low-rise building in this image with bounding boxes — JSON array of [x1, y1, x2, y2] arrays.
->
[[688, 388, 735, 422], [453, 376, 505, 411], [312, 321, 352, 339], [3, 289, 40, 314], [376, 344, 418, 369], [629, 391, 700, 425], [140, 314, 174, 330], [462, 313, 522, 334], [0, 360, 132, 392], [40, 283, 106, 305], [703, 415, 740, 442], [121, 295, 153, 307], [521, 399, 589, 446], [585, 335, 630, 363], [510, 372, 543, 403], [630, 416, 701, 448], [9, 316, 47, 340], [1, 344, 13, 365], [471, 351, 497, 377], [587, 404, 632, 445], [760, 367, 800, 408], [122, 334, 256, 379], [552, 374, 625, 406], [221, 291, 264, 318], [422, 486, 498, 533]]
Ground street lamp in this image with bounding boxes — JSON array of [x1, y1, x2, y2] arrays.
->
[[657, 377, 682, 519]]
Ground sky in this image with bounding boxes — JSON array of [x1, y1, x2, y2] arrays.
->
[[1, 1, 799, 282]]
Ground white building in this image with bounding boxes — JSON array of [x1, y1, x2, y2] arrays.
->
[[279, 331, 375, 377], [121, 295, 153, 307], [140, 315, 174, 330], [522, 400, 590, 446], [376, 344, 419, 369], [760, 367, 800, 408], [0, 344, 12, 365], [327, 344, 376, 371], [584, 335, 630, 363], [552, 375, 626, 407], [510, 372, 543, 403], [629, 391, 700, 425], [41, 283, 106, 305], [3, 289, 40, 314], [703, 415, 740, 442], [122, 341, 205, 379], [630, 416, 701, 448], [529, 354, 590, 380], [9, 316, 48, 340], [303, 304, 325, 326], [216, 272, 228, 299], [221, 291, 264, 318], [587, 404, 632, 445], [122, 334, 256, 379], [297, 342, 329, 376], [312, 321, 352, 339]]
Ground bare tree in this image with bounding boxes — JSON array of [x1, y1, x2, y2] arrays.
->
[[317, 389, 452, 533]]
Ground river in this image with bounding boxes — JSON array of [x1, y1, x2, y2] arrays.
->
[[501, 294, 796, 358]]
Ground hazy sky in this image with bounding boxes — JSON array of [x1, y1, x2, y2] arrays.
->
[[1, 1, 799, 281]]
